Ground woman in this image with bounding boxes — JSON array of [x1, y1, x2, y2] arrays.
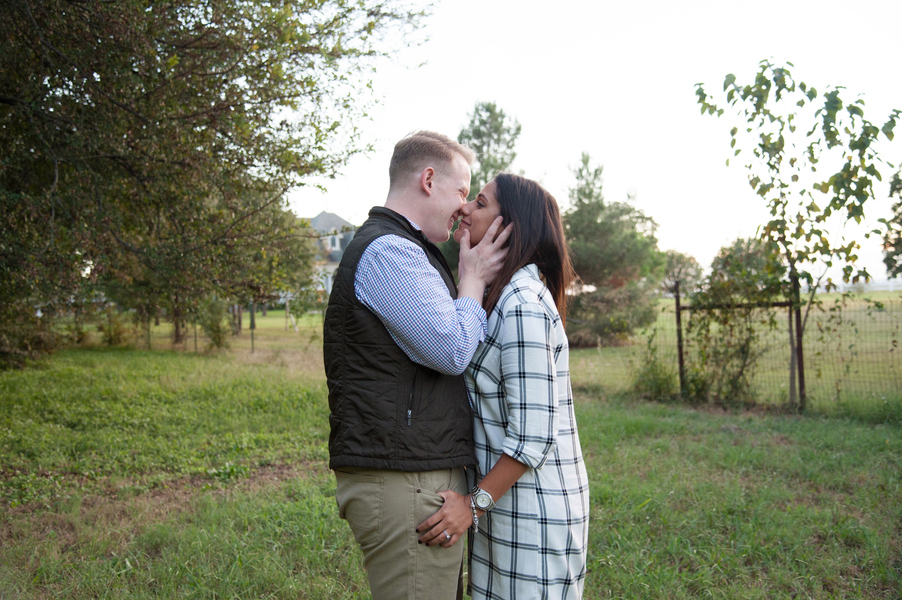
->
[[417, 173, 589, 599]]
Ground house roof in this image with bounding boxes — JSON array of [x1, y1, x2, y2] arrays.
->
[[309, 211, 354, 233]]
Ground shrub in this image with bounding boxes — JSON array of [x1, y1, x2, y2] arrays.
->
[[0, 303, 59, 369], [96, 306, 130, 346], [683, 238, 784, 406], [631, 330, 678, 402], [197, 295, 231, 349]]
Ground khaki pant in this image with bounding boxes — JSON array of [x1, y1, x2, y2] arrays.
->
[[335, 467, 467, 600]]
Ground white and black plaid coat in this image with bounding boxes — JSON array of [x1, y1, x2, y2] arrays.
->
[[466, 265, 589, 600]]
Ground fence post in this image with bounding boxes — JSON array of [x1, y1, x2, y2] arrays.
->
[[787, 306, 797, 409], [792, 275, 806, 412], [674, 280, 687, 397]]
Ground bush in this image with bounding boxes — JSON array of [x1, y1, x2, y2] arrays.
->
[[682, 238, 784, 406], [197, 295, 231, 349], [96, 306, 130, 346], [0, 303, 59, 369], [631, 330, 678, 401]]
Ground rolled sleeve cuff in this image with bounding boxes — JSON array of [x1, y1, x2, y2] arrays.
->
[[501, 438, 555, 470]]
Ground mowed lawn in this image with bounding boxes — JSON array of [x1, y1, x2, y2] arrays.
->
[[1, 319, 900, 598]]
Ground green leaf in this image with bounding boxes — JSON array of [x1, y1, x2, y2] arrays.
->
[[723, 73, 736, 91]]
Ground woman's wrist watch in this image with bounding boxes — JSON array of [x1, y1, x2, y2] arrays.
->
[[471, 485, 495, 512]]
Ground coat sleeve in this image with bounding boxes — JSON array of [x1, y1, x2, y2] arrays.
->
[[499, 301, 559, 470]]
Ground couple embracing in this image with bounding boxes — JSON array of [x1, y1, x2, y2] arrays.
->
[[324, 131, 589, 600]]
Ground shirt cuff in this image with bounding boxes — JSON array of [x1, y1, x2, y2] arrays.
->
[[502, 439, 553, 470], [454, 296, 488, 339]]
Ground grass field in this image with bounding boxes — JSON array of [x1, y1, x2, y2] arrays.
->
[[2, 311, 900, 598]]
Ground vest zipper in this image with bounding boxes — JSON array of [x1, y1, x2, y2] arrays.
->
[[407, 378, 416, 426]]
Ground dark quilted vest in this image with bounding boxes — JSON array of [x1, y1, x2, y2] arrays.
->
[[323, 207, 476, 471]]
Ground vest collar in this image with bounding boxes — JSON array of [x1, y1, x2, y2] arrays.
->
[[368, 206, 431, 246]]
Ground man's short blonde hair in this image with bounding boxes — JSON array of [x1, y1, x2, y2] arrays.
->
[[388, 131, 475, 190]]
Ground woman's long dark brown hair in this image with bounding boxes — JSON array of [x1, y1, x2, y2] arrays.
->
[[483, 173, 575, 326]]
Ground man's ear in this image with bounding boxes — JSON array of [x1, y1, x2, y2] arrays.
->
[[420, 166, 436, 196]]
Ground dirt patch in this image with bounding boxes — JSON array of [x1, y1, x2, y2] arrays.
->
[[232, 347, 325, 376], [0, 461, 327, 548], [769, 434, 794, 447]]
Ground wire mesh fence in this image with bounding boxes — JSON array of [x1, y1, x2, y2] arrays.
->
[[574, 296, 902, 409], [628, 299, 902, 404]]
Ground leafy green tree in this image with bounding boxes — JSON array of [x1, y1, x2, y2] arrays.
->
[[882, 169, 902, 278], [440, 101, 522, 272], [696, 61, 900, 408], [684, 238, 785, 406], [0, 0, 419, 363], [696, 60, 899, 298], [702, 238, 786, 303], [565, 154, 663, 289], [662, 250, 703, 295], [563, 153, 664, 346], [458, 102, 522, 198]]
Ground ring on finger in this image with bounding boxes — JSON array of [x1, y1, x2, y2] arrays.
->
[[443, 529, 451, 540]]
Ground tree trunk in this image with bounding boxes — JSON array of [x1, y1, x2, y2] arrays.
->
[[172, 302, 183, 345], [261, 302, 267, 317]]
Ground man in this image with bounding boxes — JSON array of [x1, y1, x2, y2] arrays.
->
[[323, 130, 511, 600]]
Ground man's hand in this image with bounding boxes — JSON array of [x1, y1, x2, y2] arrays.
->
[[415, 490, 474, 548], [457, 216, 513, 305]]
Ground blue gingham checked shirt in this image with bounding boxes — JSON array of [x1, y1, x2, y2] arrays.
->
[[354, 225, 487, 375], [466, 264, 589, 600]]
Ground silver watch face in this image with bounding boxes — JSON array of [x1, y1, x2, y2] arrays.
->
[[475, 492, 492, 510]]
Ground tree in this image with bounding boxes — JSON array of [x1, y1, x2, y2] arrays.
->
[[563, 153, 664, 346], [662, 250, 703, 295], [882, 169, 902, 278], [0, 0, 420, 364], [696, 61, 900, 408], [696, 60, 899, 295], [458, 101, 522, 198], [695, 61, 902, 409], [703, 238, 785, 304], [565, 154, 663, 290], [440, 101, 522, 272], [684, 238, 786, 405]]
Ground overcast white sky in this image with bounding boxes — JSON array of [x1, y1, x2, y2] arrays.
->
[[288, 0, 902, 281]]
